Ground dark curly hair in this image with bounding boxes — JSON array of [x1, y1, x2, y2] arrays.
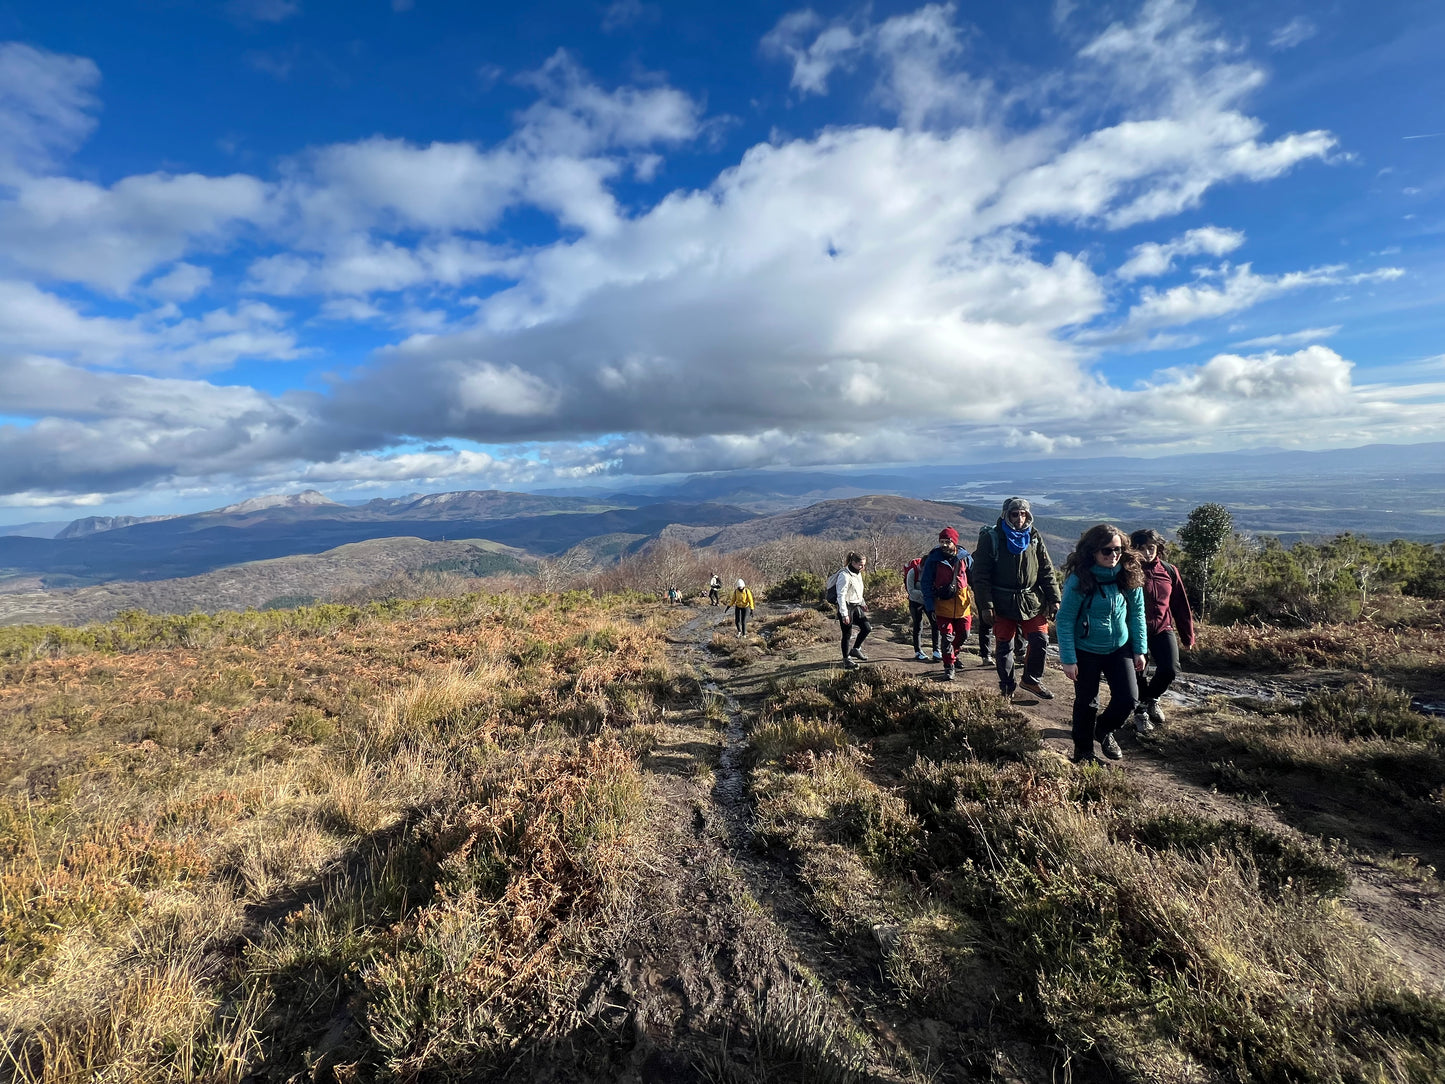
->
[[1062, 523, 1143, 592], [1129, 528, 1168, 555]]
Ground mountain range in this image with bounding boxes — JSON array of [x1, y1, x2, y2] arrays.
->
[[0, 442, 1440, 625]]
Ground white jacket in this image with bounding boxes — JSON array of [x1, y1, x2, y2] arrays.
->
[[831, 566, 865, 618]]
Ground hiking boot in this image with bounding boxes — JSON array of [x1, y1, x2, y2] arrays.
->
[[842, 658, 859, 670], [1071, 746, 1100, 765], [849, 648, 869, 661], [1133, 708, 1155, 735], [1144, 699, 1166, 726], [932, 649, 943, 661], [1020, 678, 1054, 700], [1099, 731, 1124, 760], [914, 650, 928, 662], [998, 685, 1015, 699], [943, 667, 955, 682]]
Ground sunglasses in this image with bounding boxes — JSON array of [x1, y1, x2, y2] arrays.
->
[[1098, 545, 1123, 555]]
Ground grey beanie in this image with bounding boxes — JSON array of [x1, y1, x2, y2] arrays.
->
[[1002, 497, 1032, 519]]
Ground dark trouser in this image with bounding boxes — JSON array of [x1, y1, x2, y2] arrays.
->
[[909, 602, 938, 654], [993, 614, 1049, 693], [735, 607, 749, 635], [978, 621, 1025, 662], [709, 588, 719, 606], [1071, 646, 1140, 755], [840, 604, 871, 660], [1140, 629, 1180, 703]]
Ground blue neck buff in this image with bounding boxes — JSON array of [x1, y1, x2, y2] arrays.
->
[[1001, 520, 1031, 554], [1093, 563, 1120, 583]]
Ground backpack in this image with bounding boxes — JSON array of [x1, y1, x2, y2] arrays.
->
[[825, 571, 839, 606], [903, 558, 923, 594]]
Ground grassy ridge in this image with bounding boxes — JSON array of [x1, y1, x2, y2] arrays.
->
[[0, 593, 680, 1082], [748, 668, 1445, 1082]]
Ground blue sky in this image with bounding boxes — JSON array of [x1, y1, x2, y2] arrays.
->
[[0, 0, 1441, 520]]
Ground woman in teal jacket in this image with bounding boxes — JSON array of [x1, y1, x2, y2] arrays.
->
[[1056, 524, 1148, 763]]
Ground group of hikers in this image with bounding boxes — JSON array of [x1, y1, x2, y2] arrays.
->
[[685, 496, 1194, 765], [833, 497, 1196, 765]]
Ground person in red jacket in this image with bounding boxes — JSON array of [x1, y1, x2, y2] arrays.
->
[[1128, 529, 1196, 733]]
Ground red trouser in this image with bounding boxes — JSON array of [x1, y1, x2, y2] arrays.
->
[[935, 615, 972, 668]]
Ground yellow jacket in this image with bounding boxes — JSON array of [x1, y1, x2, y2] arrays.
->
[[726, 587, 754, 610]]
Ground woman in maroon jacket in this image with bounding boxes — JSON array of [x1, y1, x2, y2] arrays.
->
[[1128, 529, 1196, 733]]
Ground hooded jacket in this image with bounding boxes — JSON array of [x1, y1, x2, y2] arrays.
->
[[726, 586, 755, 611], [1056, 564, 1147, 665], [971, 500, 1060, 621], [920, 546, 974, 620]]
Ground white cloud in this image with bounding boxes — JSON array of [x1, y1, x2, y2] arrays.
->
[[1, 4, 1434, 504], [0, 172, 270, 294], [1269, 17, 1317, 50], [1233, 326, 1341, 348], [1117, 263, 1403, 334], [762, 4, 988, 128], [147, 263, 213, 302], [0, 281, 300, 373], [1117, 225, 1245, 279], [0, 43, 99, 181]]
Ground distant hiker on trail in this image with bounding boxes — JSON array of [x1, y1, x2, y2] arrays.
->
[[829, 552, 870, 670], [920, 528, 974, 681], [1129, 528, 1197, 734], [903, 556, 940, 662], [727, 579, 755, 636], [972, 498, 1061, 702], [708, 573, 722, 606], [1057, 524, 1148, 764], [667, 586, 681, 604]]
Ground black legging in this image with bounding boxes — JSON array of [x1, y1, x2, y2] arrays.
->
[[1140, 629, 1180, 702], [840, 604, 871, 660], [909, 602, 938, 653], [1071, 646, 1140, 754], [735, 607, 749, 635]]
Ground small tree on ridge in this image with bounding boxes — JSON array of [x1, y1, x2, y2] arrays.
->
[[1178, 503, 1233, 618]]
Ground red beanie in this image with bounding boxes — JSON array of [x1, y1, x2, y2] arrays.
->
[[939, 527, 959, 545]]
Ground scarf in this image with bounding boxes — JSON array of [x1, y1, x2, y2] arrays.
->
[[1001, 520, 1031, 555]]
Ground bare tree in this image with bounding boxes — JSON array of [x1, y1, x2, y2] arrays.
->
[[535, 545, 594, 592]]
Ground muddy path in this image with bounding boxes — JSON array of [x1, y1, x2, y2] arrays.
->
[[683, 601, 1445, 998]]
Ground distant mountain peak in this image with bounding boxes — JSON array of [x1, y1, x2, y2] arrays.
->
[[217, 490, 339, 515]]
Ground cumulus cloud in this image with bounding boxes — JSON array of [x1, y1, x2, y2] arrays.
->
[[0, 3, 1428, 505], [1117, 225, 1245, 279], [763, 3, 989, 128]]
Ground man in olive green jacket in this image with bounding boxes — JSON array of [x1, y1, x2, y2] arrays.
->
[[972, 497, 1061, 701]]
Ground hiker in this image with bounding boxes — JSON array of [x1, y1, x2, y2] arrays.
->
[[920, 528, 974, 681], [830, 551, 870, 669], [972, 498, 1061, 701], [667, 586, 681, 604], [903, 556, 940, 662], [1129, 528, 1197, 733], [1056, 524, 1148, 763], [708, 573, 722, 606], [727, 579, 755, 636]]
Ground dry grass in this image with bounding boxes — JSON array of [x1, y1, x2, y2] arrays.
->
[[748, 667, 1445, 1082], [0, 591, 676, 1082]]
